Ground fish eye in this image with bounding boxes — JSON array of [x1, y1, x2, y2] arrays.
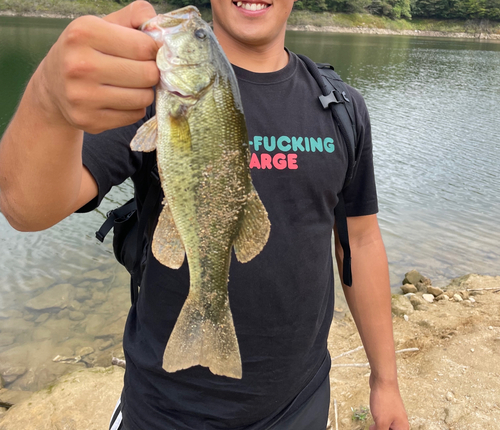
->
[[194, 29, 207, 40]]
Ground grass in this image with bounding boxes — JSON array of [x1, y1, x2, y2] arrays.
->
[[1, 1, 499, 35]]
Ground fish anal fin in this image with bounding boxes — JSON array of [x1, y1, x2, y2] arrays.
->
[[233, 188, 270, 263], [152, 202, 185, 269], [163, 294, 242, 379], [131, 116, 158, 152]]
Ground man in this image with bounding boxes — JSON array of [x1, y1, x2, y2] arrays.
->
[[0, 1, 409, 429]]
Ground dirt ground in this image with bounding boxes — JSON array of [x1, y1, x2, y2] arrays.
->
[[327, 275, 500, 430]]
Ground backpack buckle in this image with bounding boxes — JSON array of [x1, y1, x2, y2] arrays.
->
[[319, 89, 344, 109]]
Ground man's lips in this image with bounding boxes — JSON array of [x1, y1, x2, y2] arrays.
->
[[233, 1, 271, 11]]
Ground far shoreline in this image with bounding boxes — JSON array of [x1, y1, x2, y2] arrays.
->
[[2, 9, 500, 41]]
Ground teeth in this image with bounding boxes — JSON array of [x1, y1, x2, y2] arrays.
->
[[236, 2, 269, 11]]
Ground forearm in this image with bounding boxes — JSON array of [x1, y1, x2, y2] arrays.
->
[[0, 67, 90, 231], [335, 217, 398, 385]]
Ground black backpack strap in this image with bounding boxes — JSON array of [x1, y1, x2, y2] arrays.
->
[[130, 166, 162, 305], [95, 199, 137, 243], [297, 53, 356, 287]]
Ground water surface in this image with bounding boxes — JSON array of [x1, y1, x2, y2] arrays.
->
[[1, 17, 499, 391]]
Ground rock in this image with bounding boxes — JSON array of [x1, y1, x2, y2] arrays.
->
[[68, 301, 81, 312], [25, 284, 75, 312], [0, 367, 27, 385], [0, 388, 33, 408], [76, 347, 94, 357], [75, 289, 92, 302], [444, 403, 464, 424], [401, 284, 418, 294], [458, 290, 469, 300], [69, 311, 86, 322], [0, 334, 15, 348], [34, 313, 50, 324], [422, 294, 435, 303], [446, 391, 455, 401], [0, 367, 124, 429], [98, 340, 114, 351], [427, 286, 444, 297], [31, 327, 53, 342], [403, 270, 430, 286], [391, 295, 414, 316], [85, 269, 110, 280], [469, 297, 476, 303], [453, 294, 463, 302], [444, 290, 455, 299], [447, 274, 500, 290], [409, 294, 426, 309], [415, 282, 428, 294], [435, 294, 449, 301], [92, 291, 107, 306], [0, 318, 35, 335]]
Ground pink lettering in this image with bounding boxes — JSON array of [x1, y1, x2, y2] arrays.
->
[[273, 153, 287, 170]]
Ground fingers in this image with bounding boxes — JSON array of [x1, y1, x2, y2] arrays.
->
[[35, 3, 160, 134], [104, 0, 157, 29], [64, 15, 158, 62]]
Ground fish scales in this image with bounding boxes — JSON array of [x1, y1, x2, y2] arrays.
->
[[131, 6, 270, 379]]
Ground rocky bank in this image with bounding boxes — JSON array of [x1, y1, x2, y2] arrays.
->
[[0, 273, 499, 429]]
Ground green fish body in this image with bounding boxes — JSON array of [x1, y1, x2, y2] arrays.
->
[[131, 6, 270, 379]]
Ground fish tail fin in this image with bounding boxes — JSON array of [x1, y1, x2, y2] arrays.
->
[[162, 293, 242, 379]]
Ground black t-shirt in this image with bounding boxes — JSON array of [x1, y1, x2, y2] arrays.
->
[[81, 51, 378, 430]]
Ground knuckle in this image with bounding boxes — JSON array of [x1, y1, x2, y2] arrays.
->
[[62, 52, 95, 80], [64, 17, 93, 46]]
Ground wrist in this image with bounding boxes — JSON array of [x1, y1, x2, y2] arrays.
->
[[369, 371, 399, 389], [30, 59, 75, 132]]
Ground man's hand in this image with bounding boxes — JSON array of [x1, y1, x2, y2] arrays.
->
[[0, 1, 160, 231], [369, 378, 409, 430], [36, 0, 160, 134]]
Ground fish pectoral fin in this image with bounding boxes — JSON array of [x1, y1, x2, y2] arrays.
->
[[130, 116, 158, 152], [152, 203, 185, 269], [233, 188, 271, 263]]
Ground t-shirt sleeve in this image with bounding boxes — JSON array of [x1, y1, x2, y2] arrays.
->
[[77, 115, 150, 213], [342, 86, 379, 217]]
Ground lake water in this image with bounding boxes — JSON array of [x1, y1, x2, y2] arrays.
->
[[0, 16, 499, 391]]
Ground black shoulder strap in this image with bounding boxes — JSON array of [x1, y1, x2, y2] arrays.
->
[[95, 199, 137, 243], [130, 165, 162, 304], [297, 53, 355, 287]]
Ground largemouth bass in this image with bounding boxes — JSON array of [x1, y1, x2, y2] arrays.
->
[[131, 6, 270, 379]]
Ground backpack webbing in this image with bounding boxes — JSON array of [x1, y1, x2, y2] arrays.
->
[[297, 54, 358, 287]]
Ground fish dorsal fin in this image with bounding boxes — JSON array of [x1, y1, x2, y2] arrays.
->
[[233, 188, 270, 263], [152, 200, 186, 269], [131, 116, 158, 152]]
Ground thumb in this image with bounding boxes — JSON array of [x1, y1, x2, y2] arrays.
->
[[103, 0, 157, 28]]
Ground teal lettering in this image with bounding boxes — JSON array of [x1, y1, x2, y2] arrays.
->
[[305, 137, 310, 152], [292, 137, 304, 152], [253, 136, 263, 152], [310, 137, 323, 152], [277, 136, 291, 152], [324, 137, 335, 153], [264, 136, 276, 152]]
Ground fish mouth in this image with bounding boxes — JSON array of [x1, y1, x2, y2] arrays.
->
[[232, 1, 271, 11]]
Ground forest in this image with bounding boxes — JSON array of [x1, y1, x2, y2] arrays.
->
[[163, 0, 500, 21]]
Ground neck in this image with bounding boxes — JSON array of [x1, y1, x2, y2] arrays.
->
[[214, 28, 289, 73]]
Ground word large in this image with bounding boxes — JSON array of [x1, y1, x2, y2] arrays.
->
[[249, 153, 298, 170]]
